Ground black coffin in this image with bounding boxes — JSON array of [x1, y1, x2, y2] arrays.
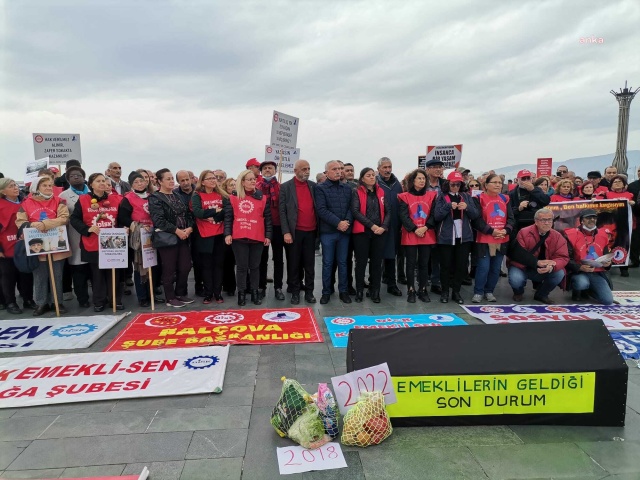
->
[[346, 320, 627, 426]]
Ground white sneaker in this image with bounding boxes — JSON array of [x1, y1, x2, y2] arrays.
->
[[484, 293, 497, 302], [63, 292, 74, 301], [471, 294, 483, 303]]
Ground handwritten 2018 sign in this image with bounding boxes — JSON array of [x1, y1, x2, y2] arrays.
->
[[0, 346, 229, 408], [0, 314, 126, 352], [331, 363, 397, 415], [277, 442, 347, 475], [323, 314, 467, 348], [461, 304, 640, 330]]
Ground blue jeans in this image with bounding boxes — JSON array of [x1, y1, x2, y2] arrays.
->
[[572, 272, 613, 305], [320, 232, 350, 295], [474, 251, 504, 295], [509, 266, 564, 298]]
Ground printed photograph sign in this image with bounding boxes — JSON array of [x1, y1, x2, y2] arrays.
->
[[99, 228, 129, 268], [23, 226, 70, 256]]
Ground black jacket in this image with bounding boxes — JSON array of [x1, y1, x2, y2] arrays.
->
[[279, 178, 317, 240], [508, 186, 550, 230], [148, 192, 194, 234]]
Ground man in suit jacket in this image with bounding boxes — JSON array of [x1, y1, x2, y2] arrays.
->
[[279, 160, 317, 305]]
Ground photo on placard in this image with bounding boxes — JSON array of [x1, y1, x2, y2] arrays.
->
[[23, 226, 70, 256]]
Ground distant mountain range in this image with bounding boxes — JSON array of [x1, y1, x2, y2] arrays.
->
[[490, 151, 640, 181]]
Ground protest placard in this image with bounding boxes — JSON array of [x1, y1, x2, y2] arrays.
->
[[537, 158, 553, 177], [277, 443, 347, 475], [0, 346, 229, 408], [271, 111, 299, 148], [265, 145, 300, 175], [33, 133, 82, 163], [99, 228, 128, 269], [331, 363, 396, 415], [24, 157, 50, 184], [140, 228, 157, 268], [426, 145, 462, 169], [23, 226, 69, 256]]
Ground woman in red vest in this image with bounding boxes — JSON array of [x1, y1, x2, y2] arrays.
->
[[549, 179, 576, 202], [351, 167, 389, 303], [16, 176, 71, 316], [70, 173, 124, 312], [224, 169, 272, 306], [398, 168, 438, 303], [578, 181, 597, 200], [192, 170, 228, 304], [0, 178, 35, 314]]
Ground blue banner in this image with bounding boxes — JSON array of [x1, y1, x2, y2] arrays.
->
[[610, 331, 640, 359], [323, 314, 467, 348]]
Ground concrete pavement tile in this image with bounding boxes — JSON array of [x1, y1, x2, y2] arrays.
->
[[0, 410, 16, 419], [224, 356, 258, 387], [146, 406, 251, 432], [7, 432, 193, 470], [295, 343, 330, 355], [469, 443, 606, 479], [10, 401, 116, 418], [257, 360, 296, 379], [39, 411, 156, 439], [295, 354, 336, 384], [627, 360, 640, 374], [0, 442, 28, 470], [578, 440, 640, 474], [185, 429, 247, 459], [382, 425, 522, 448], [302, 451, 364, 479], [260, 344, 296, 357], [625, 381, 640, 413], [358, 446, 489, 480], [122, 461, 184, 479], [204, 386, 254, 407], [112, 394, 209, 411], [598, 474, 640, 479], [0, 468, 64, 478], [179, 457, 243, 480], [227, 353, 259, 369], [231, 345, 261, 357], [60, 464, 126, 476], [629, 375, 640, 387], [254, 377, 288, 408], [0, 416, 57, 441]]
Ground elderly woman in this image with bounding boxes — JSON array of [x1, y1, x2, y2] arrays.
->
[[16, 176, 71, 315], [550, 179, 576, 202], [0, 178, 35, 314]]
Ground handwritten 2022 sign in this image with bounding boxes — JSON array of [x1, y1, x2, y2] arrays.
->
[[331, 362, 397, 415], [277, 442, 347, 475]]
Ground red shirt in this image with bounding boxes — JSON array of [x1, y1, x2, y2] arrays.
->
[[294, 178, 316, 231]]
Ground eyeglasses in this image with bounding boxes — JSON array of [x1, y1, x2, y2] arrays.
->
[[536, 218, 553, 223], [468, 183, 480, 188], [244, 178, 256, 182], [557, 170, 567, 174], [203, 177, 216, 181], [520, 177, 531, 181], [488, 181, 503, 185], [67, 173, 83, 178], [450, 182, 461, 187]]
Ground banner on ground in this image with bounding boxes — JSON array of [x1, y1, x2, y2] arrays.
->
[[425, 145, 462, 169], [537, 158, 553, 177], [33, 133, 82, 163], [461, 304, 640, 330], [104, 308, 322, 351], [271, 111, 299, 148], [0, 314, 127, 352], [264, 145, 300, 175], [0, 346, 229, 408], [24, 226, 70, 256], [610, 331, 640, 360], [99, 228, 129, 268], [323, 313, 467, 348], [140, 227, 158, 268], [614, 291, 640, 305], [25, 157, 49, 184], [548, 199, 632, 266]]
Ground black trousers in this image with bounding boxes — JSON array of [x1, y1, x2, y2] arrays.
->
[[70, 263, 91, 304], [353, 232, 385, 292], [438, 241, 472, 294], [157, 240, 192, 301], [89, 262, 124, 306], [630, 227, 640, 265], [222, 243, 236, 294], [201, 235, 225, 297], [405, 244, 431, 291], [233, 241, 263, 291], [191, 231, 204, 292], [286, 229, 316, 295], [260, 225, 284, 289], [0, 257, 33, 305], [63, 259, 73, 293]]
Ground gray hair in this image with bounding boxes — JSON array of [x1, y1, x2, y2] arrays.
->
[[534, 208, 554, 220], [324, 160, 340, 171], [377, 157, 392, 167]]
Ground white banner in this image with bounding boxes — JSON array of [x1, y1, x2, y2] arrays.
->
[[25, 157, 50, 184], [33, 133, 82, 164], [614, 291, 640, 305], [0, 314, 127, 352], [140, 228, 158, 268], [24, 226, 70, 256], [264, 145, 300, 174], [271, 111, 299, 148], [461, 304, 640, 330], [0, 346, 229, 408], [99, 228, 128, 269], [424, 144, 463, 169]]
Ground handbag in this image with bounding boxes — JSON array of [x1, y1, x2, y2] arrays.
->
[[152, 229, 178, 249], [13, 239, 40, 273]]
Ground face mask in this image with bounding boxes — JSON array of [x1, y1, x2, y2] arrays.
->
[[582, 224, 597, 231], [262, 175, 274, 182]]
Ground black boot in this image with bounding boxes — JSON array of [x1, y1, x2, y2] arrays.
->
[[452, 292, 464, 304], [370, 289, 381, 303], [251, 290, 262, 305], [355, 290, 363, 302], [407, 289, 416, 303], [238, 292, 246, 306], [418, 288, 431, 303]]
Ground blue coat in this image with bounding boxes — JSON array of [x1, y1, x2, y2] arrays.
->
[[377, 173, 403, 259], [315, 179, 353, 234], [432, 192, 480, 244]]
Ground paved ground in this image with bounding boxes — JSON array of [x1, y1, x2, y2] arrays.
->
[[1, 260, 639, 479]]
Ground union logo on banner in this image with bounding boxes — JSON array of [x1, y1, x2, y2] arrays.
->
[[145, 314, 187, 328], [204, 312, 245, 324]]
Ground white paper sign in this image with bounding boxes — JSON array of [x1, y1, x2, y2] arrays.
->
[[271, 111, 299, 148], [331, 362, 397, 415], [33, 133, 82, 163], [25, 157, 50, 184], [277, 442, 347, 475], [24, 226, 70, 256], [264, 145, 300, 175], [426, 144, 463, 169], [0, 314, 127, 352], [0, 346, 229, 408], [99, 228, 128, 269], [140, 228, 157, 268], [614, 291, 640, 305]]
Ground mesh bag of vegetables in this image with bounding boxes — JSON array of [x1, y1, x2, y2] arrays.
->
[[287, 403, 331, 449], [341, 391, 392, 447], [270, 377, 312, 437]]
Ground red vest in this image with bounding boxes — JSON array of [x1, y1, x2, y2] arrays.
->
[[353, 185, 385, 234], [476, 193, 509, 244], [229, 194, 266, 242], [124, 192, 152, 226], [0, 198, 21, 257], [398, 191, 437, 245], [78, 194, 122, 252], [605, 191, 633, 201], [594, 186, 609, 197], [550, 194, 575, 202], [193, 191, 224, 237], [22, 195, 61, 223], [565, 227, 609, 272]]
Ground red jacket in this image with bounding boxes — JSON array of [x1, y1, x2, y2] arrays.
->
[[508, 224, 569, 273]]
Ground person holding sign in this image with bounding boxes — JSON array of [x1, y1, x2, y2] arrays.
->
[[224, 169, 272, 306], [16, 176, 71, 316], [191, 170, 227, 304], [70, 173, 124, 312]]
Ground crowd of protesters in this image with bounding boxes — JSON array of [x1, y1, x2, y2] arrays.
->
[[0, 157, 638, 316]]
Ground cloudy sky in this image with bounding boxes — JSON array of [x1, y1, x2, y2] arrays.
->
[[1, 0, 639, 182]]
